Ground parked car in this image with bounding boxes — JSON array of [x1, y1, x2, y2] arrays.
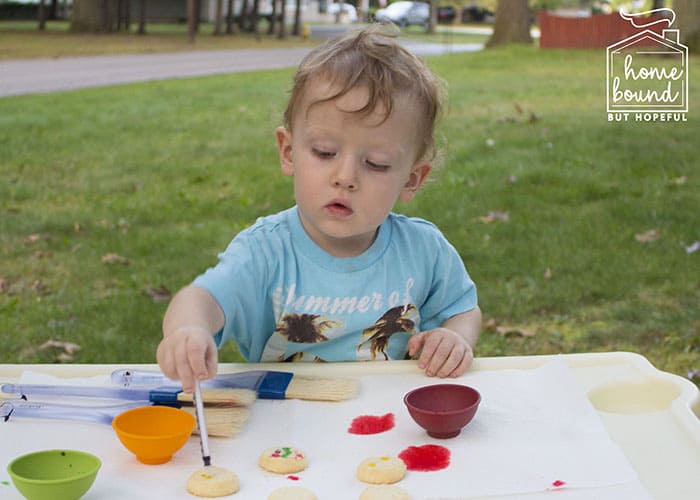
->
[[327, 2, 358, 23], [437, 6, 456, 24], [375, 1, 429, 28], [461, 5, 494, 24]]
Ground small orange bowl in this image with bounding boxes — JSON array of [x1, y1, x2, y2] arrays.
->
[[111, 406, 195, 465]]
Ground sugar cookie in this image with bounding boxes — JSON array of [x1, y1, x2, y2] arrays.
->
[[268, 485, 318, 500], [356, 456, 406, 485], [258, 447, 308, 474], [360, 484, 411, 499], [186, 465, 240, 497]]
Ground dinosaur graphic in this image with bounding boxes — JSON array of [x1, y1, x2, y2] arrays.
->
[[357, 304, 418, 360]]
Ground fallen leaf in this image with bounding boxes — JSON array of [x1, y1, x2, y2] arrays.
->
[[484, 318, 535, 337], [31, 279, 49, 295], [73, 222, 83, 233], [37, 339, 81, 355], [101, 253, 129, 265], [24, 234, 42, 245], [478, 210, 510, 223], [22, 339, 83, 361], [635, 229, 659, 243], [544, 267, 552, 279], [685, 241, 699, 254], [671, 176, 687, 185], [144, 285, 172, 302]]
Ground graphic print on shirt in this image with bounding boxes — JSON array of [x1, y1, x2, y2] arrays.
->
[[357, 304, 418, 360], [273, 313, 341, 362]]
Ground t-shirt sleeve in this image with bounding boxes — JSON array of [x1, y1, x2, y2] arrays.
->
[[417, 225, 478, 331], [192, 230, 273, 361]]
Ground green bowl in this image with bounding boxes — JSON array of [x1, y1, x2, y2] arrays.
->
[[7, 449, 101, 500]]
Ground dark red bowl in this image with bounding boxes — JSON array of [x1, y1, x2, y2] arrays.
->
[[403, 384, 481, 439]]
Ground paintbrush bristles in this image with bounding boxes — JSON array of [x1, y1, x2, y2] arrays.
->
[[177, 388, 257, 407], [285, 376, 358, 402], [182, 407, 251, 438]]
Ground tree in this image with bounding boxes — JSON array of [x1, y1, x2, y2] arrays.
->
[[213, 0, 224, 35], [674, 0, 700, 53], [486, 0, 533, 48], [71, 0, 114, 32]]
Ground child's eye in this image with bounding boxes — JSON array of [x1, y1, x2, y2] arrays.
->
[[365, 159, 391, 171], [312, 148, 336, 159]]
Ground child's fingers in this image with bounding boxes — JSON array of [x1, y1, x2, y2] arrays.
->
[[407, 331, 428, 357]]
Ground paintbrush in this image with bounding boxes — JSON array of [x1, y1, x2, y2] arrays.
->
[[0, 399, 250, 438], [112, 368, 358, 402], [193, 380, 211, 466], [0, 382, 257, 407]]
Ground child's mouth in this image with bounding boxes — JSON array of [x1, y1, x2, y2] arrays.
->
[[326, 202, 353, 217]]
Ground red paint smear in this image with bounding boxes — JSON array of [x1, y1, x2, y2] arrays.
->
[[348, 413, 395, 435], [287, 475, 300, 481], [398, 444, 451, 472], [551, 480, 566, 488]]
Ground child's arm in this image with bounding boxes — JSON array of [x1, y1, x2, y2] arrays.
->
[[407, 306, 482, 378], [156, 285, 224, 393]]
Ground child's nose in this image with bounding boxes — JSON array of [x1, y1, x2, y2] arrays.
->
[[331, 158, 358, 191]]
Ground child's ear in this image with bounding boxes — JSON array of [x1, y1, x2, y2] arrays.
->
[[399, 161, 432, 202], [276, 127, 294, 176]]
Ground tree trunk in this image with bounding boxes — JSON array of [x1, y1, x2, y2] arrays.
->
[[268, 0, 277, 35], [486, 0, 532, 48], [214, 0, 223, 35], [187, 0, 196, 43], [138, 0, 146, 34], [238, 0, 249, 31], [674, 0, 700, 53], [278, 0, 287, 39], [293, 0, 301, 36], [71, 0, 117, 32], [428, 0, 437, 34], [38, 0, 47, 30], [226, 0, 235, 34]]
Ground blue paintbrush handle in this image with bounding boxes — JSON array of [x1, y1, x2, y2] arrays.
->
[[0, 383, 184, 404], [111, 369, 292, 399], [1, 399, 148, 425]]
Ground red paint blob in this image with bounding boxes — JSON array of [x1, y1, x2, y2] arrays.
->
[[348, 413, 395, 435], [551, 480, 566, 488], [398, 444, 451, 472], [287, 475, 300, 481]]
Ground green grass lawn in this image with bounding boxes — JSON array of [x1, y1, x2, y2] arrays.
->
[[0, 43, 698, 385]]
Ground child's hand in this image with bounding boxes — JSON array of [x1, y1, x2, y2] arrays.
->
[[156, 326, 218, 393], [407, 327, 474, 378]]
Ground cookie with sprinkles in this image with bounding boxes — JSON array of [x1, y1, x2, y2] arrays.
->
[[258, 446, 309, 474], [356, 456, 406, 485]]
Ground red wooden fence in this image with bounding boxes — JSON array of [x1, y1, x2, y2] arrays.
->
[[539, 11, 666, 49]]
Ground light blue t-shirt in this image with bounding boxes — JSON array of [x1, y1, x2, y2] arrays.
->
[[193, 206, 477, 363]]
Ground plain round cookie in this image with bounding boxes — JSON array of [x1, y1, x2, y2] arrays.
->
[[186, 465, 240, 497], [356, 456, 407, 484], [259, 447, 309, 474], [360, 484, 411, 500], [268, 485, 318, 500]]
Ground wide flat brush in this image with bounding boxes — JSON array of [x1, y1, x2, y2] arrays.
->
[[113, 369, 358, 402], [0, 399, 249, 438], [0, 382, 256, 407]]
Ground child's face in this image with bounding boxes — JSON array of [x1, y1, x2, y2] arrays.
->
[[277, 79, 432, 257]]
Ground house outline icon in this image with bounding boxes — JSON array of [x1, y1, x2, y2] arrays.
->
[[607, 28, 689, 113]]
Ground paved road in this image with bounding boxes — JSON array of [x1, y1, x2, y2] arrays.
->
[[0, 38, 482, 98]]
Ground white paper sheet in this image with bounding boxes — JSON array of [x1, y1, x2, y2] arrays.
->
[[0, 361, 652, 499]]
